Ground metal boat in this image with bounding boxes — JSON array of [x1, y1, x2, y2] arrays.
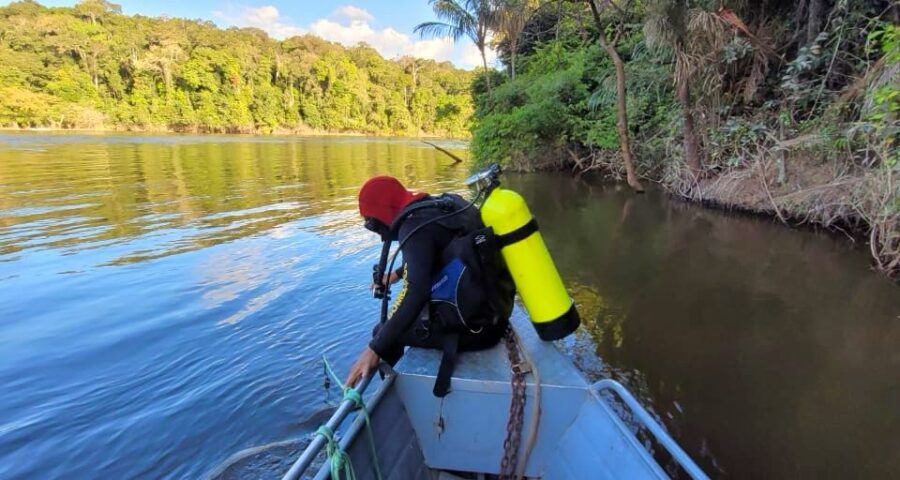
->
[[281, 314, 708, 480]]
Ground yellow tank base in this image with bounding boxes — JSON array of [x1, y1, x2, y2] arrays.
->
[[533, 302, 580, 341]]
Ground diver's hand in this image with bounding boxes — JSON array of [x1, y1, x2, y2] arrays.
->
[[369, 271, 400, 291], [345, 347, 380, 387]]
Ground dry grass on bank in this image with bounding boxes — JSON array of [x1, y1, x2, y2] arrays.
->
[[669, 152, 898, 278], [502, 142, 898, 278]]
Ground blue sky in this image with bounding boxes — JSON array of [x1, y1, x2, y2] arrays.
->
[[5, 1, 497, 68]]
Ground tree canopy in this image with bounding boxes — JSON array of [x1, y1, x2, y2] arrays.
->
[[0, 0, 475, 137]]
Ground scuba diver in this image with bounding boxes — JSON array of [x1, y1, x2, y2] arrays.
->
[[346, 167, 580, 396], [345, 176, 514, 396]]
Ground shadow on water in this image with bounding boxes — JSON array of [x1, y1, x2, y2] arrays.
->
[[0, 134, 897, 479], [203, 405, 336, 480]]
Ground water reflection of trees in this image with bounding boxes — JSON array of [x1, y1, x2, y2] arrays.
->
[[0, 137, 468, 266], [570, 282, 624, 350]]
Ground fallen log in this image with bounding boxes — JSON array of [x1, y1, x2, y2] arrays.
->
[[422, 140, 464, 163]]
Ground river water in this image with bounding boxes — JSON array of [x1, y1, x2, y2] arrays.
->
[[0, 134, 896, 479]]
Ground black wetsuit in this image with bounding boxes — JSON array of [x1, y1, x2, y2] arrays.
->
[[368, 198, 505, 364]]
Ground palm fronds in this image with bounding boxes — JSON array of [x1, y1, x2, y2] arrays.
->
[[414, 0, 496, 88], [415, 0, 480, 45], [414, 21, 466, 42]]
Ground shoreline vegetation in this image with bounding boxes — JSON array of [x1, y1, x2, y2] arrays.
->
[[1, 1, 897, 278], [0, 125, 470, 139]]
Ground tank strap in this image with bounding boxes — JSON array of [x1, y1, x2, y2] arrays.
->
[[496, 218, 539, 248]]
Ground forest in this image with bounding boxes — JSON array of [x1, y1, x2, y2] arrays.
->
[[0, 1, 475, 137], [418, 0, 897, 276]]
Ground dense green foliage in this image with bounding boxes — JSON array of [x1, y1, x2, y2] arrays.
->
[[469, 0, 898, 274], [0, 0, 474, 136], [472, 2, 657, 169], [472, 7, 676, 170], [475, 1, 898, 172]]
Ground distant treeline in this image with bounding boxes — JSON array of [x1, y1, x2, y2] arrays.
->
[[0, 0, 475, 136]]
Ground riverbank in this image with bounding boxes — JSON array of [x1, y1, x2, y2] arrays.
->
[[687, 166, 896, 276], [0, 125, 470, 140], [553, 151, 899, 279]]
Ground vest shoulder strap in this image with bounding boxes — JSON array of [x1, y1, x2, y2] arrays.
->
[[390, 194, 457, 234]]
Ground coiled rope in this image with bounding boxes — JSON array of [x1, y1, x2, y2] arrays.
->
[[319, 357, 383, 480], [314, 425, 355, 480]]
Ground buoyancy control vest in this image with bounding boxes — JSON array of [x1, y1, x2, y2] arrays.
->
[[376, 193, 516, 396], [425, 194, 515, 333]]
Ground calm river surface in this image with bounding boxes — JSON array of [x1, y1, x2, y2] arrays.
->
[[0, 133, 897, 479]]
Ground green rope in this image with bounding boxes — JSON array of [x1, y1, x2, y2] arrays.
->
[[315, 425, 355, 480], [320, 356, 384, 480]]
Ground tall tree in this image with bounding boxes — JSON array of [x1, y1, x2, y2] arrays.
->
[[806, 0, 825, 45], [416, 0, 495, 92], [586, 0, 643, 192], [494, 0, 535, 80], [644, 0, 703, 177], [73, 0, 121, 25]]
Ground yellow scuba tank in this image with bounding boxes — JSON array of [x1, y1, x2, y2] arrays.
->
[[467, 165, 580, 341]]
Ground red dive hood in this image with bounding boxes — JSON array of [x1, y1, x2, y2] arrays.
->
[[358, 176, 428, 226]]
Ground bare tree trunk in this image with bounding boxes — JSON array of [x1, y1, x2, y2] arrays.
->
[[807, 0, 824, 44], [288, 76, 294, 107], [575, 10, 589, 41], [480, 48, 492, 93], [677, 78, 701, 176], [601, 35, 643, 192], [587, 0, 643, 192], [511, 49, 516, 80]]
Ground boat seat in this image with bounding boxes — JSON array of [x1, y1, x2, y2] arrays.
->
[[392, 313, 590, 478], [393, 312, 671, 479]]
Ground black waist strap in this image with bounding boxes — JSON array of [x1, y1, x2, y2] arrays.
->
[[433, 333, 460, 397], [496, 218, 539, 248]]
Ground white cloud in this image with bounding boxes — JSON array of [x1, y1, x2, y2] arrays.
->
[[309, 18, 408, 57], [214, 5, 305, 39], [309, 6, 489, 67], [460, 42, 498, 69], [214, 4, 495, 70], [332, 5, 374, 24], [411, 37, 455, 62]]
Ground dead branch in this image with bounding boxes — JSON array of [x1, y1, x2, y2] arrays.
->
[[421, 140, 464, 163], [870, 226, 885, 271], [754, 151, 788, 224], [837, 57, 885, 105]]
